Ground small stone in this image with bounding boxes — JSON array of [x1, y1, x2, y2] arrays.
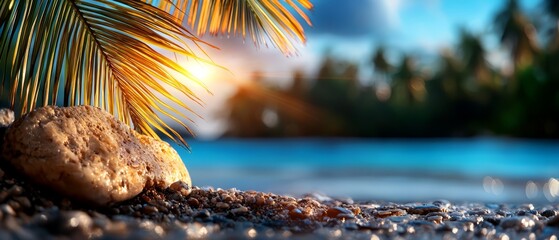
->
[[7, 200, 20, 211], [62, 211, 93, 233], [408, 204, 445, 215], [0, 204, 15, 216], [187, 198, 200, 208], [13, 197, 31, 209], [432, 200, 451, 208], [499, 216, 535, 231], [289, 208, 307, 220], [220, 194, 233, 203], [142, 205, 159, 214], [216, 202, 230, 209], [375, 209, 406, 218], [460, 221, 475, 232], [194, 210, 211, 219], [542, 209, 556, 218], [547, 215, 559, 227], [427, 215, 443, 223], [255, 196, 266, 205], [266, 197, 275, 205], [7, 185, 23, 197], [326, 207, 354, 219], [231, 206, 249, 215], [169, 181, 191, 196], [519, 204, 534, 211]]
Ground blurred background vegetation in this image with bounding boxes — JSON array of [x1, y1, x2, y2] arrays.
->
[[223, 0, 559, 139]]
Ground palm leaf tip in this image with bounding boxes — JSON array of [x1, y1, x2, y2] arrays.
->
[[154, 0, 314, 55], [1, 0, 216, 148]]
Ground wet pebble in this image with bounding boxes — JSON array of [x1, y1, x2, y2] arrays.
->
[[169, 181, 191, 196], [142, 205, 159, 215], [326, 207, 354, 219], [499, 216, 535, 231], [187, 198, 200, 208], [289, 208, 307, 220], [408, 204, 445, 215], [432, 200, 451, 209], [542, 209, 556, 218], [547, 215, 559, 227], [375, 209, 407, 218], [1, 204, 15, 216], [427, 215, 443, 223], [231, 206, 249, 215], [216, 202, 230, 210], [0, 167, 556, 239], [194, 210, 211, 219]]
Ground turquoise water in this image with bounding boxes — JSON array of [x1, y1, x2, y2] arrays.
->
[[172, 138, 559, 203]]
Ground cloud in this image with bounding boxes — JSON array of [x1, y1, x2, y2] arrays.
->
[[308, 0, 402, 38]]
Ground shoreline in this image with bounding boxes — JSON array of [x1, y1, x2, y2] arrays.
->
[[0, 168, 558, 239]]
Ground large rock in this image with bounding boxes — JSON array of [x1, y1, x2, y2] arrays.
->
[[2, 106, 191, 206]]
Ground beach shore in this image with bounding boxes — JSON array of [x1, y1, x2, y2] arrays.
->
[[0, 167, 558, 239]]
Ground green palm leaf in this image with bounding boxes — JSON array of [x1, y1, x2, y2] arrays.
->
[[149, 0, 313, 54], [0, 0, 216, 147]]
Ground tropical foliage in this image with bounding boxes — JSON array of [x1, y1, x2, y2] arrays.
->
[[224, 0, 559, 139], [0, 0, 312, 146]]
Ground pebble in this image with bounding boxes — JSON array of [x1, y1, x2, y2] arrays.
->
[[326, 207, 353, 219], [408, 204, 445, 215], [187, 198, 200, 208], [63, 211, 93, 232], [542, 209, 556, 218], [142, 205, 159, 214], [375, 209, 407, 218], [432, 200, 451, 209], [289, 208, 307, 220], [231, 207, 249, 215], [0, 167, 555, 239], [1, 204, 15, 216], [216, 202, 230, 209], [427, 215, 443, 223], [499, 216, 536, 231], [169, 181, 191, 196]]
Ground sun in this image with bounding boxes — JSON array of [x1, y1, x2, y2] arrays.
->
[[186, 62, 213, 82]]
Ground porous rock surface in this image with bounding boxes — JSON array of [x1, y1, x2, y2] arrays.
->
[[135, 133, 191, 190], [1, 105, 190, 206]]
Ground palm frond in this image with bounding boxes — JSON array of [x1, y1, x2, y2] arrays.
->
[[0, 0, 215, 147], [149, 0, 313, 54]]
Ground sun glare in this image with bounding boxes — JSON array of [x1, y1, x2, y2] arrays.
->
[[186, 63, 213, 82]]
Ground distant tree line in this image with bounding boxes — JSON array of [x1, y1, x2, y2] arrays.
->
[[224, 0, 559, 138]]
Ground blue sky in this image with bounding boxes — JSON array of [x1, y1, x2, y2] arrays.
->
[[179, 0, 544, 138]]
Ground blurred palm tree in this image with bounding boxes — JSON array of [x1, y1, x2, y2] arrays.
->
[[457, 30, 495, 89], [494, 0, 538, 70], [437, 50, 464, 98], [0, 0, 312, 145], [371, 46, 393, 84], [392, 56, 425, 105]]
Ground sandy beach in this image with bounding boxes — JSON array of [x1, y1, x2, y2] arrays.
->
[[0, 167, 558, 239]]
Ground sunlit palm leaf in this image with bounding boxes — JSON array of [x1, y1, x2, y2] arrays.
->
[[0, 0, 215, 147], [149, 0, 313, 54]]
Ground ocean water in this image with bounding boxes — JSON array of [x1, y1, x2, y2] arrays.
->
[[171, 138, 559, 203]]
